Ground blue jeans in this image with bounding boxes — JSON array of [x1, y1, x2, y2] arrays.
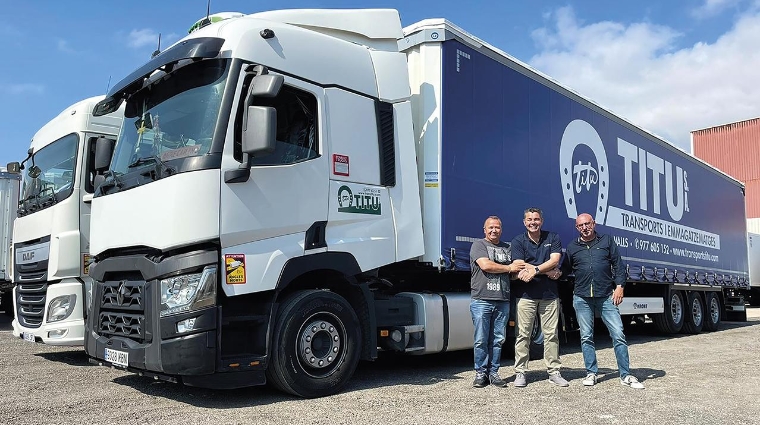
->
[[572, 294, 631, 378], [470, 299, 509, 376]]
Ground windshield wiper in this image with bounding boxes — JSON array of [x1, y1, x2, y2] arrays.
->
[[127, 155, 176, 180], [127, 156, 159, 168]]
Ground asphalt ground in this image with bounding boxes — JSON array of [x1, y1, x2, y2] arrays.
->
[[1, 307, 759, 425]]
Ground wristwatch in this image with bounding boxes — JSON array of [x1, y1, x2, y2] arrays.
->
[[534, 266, 540, 274]]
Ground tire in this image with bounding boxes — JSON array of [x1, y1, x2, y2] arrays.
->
[[682, 292, 704, 334], [703, 292, 721, 332], [653, 290, 685, 334], [266, 290, 361, 398]]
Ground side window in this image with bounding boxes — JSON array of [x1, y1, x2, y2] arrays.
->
[[84, 137, 98, 193], [249, 86, 319, 166]]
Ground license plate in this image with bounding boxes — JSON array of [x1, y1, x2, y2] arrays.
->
[[23, 332, 35, 343], [104, 348, 129, 368]]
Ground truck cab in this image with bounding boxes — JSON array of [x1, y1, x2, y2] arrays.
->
[[11, 96, 123, 345]]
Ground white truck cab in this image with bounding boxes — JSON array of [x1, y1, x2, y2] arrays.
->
[[11, 96, 123, 345]]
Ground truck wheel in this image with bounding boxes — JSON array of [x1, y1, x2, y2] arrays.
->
[[682, 292, 704, 334], [266, 290, 361, 398], [702, 292, 721, 332], [653, 290, 684, 334]]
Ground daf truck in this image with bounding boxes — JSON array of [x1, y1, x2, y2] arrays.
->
[[9, 96, 123, 345], [85, 9, 749, 397], [0, 168, 21, 314]]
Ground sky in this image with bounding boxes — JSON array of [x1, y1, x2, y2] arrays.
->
[[1, 0, 759, 167]]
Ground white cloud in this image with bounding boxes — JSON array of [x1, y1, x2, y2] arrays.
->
[[0, 84, 44, 95], [57, 38, 75, 53], [528, 6, 760, 152], [127, 28, 159, 49], [692, 0, 742, 19]]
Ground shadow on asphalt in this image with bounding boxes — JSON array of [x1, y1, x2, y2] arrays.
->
[[35, 350, 92, 366]]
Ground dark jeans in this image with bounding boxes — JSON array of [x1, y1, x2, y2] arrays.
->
[[470, 299, 509, 376]]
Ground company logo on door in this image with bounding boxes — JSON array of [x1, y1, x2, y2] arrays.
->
[[337, 185, 382, 215], [558, 119, 719, 249]]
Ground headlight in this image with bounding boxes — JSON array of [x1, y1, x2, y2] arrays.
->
[[47, 295, 76, 322], [160, 266, 217, 317]]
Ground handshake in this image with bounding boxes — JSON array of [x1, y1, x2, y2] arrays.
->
[[511, 262, 562, 282]]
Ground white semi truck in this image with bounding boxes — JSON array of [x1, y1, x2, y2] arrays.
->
[[9, 96, 123, 345], [0, 167, 21, 314], [85, 9, 749, 397]]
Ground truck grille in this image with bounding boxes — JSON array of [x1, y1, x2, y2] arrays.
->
[[15, 283, 47, 329], [98, 280, 146, 341], [99, 312, 144, 338]]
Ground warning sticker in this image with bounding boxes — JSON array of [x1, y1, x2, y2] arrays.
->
[[224, 254, 246, 284], [83, 254, 91, 276]]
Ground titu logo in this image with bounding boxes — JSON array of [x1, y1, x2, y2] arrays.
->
[[559, 120, 610, 225], [338, 185, 354, 208]]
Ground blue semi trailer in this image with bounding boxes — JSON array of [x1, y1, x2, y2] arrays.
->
[[409, 20, 750, 330], [85, 10, 748, 397]]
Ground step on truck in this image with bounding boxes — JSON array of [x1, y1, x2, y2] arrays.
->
[[0, 168, 21, 314], [85, 9, 749, 397], [8, 96, 124, 345]]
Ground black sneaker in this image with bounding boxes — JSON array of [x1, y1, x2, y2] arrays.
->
[[473, 373, 488, 388], [489, 373, 507, 388]]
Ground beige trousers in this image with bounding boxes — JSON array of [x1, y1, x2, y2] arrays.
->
[[513, 297, 561, 374]]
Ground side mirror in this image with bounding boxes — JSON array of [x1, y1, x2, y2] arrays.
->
[[6, 162, 20, 173], [28, 165, 41, 179], [94, 137, 116, 172], [242, 106, 277, 156], [250, 74, 283, 98]]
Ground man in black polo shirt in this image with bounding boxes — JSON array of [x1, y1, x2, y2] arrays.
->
[[510, 208, 567, 387]]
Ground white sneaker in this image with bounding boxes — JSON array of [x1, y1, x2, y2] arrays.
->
[[621, 375, 644, 389], [582, 373, 597, 386]]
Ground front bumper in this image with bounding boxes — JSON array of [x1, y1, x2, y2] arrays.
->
[[86, 306, 218, 375], [12, 280, 85, 346]]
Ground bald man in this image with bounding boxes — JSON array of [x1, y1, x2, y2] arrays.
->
[[566, 213, 644, 389]]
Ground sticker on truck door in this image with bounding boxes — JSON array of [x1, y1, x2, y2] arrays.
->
[[337, 185, 382, 215], [224, 254, 246, 284], [333, 154, 349, 176]]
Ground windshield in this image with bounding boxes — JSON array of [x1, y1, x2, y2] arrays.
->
[[108, 59, 229, 183], [18, 133, 78, 216]]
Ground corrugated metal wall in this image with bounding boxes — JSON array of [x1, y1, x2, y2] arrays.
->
[[692, 117, 760, 218], [745, 180, 760, 218]]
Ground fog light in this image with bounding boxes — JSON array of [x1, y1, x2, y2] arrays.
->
[[177, 317, 197, 333], [48, 329, 67, 339]]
